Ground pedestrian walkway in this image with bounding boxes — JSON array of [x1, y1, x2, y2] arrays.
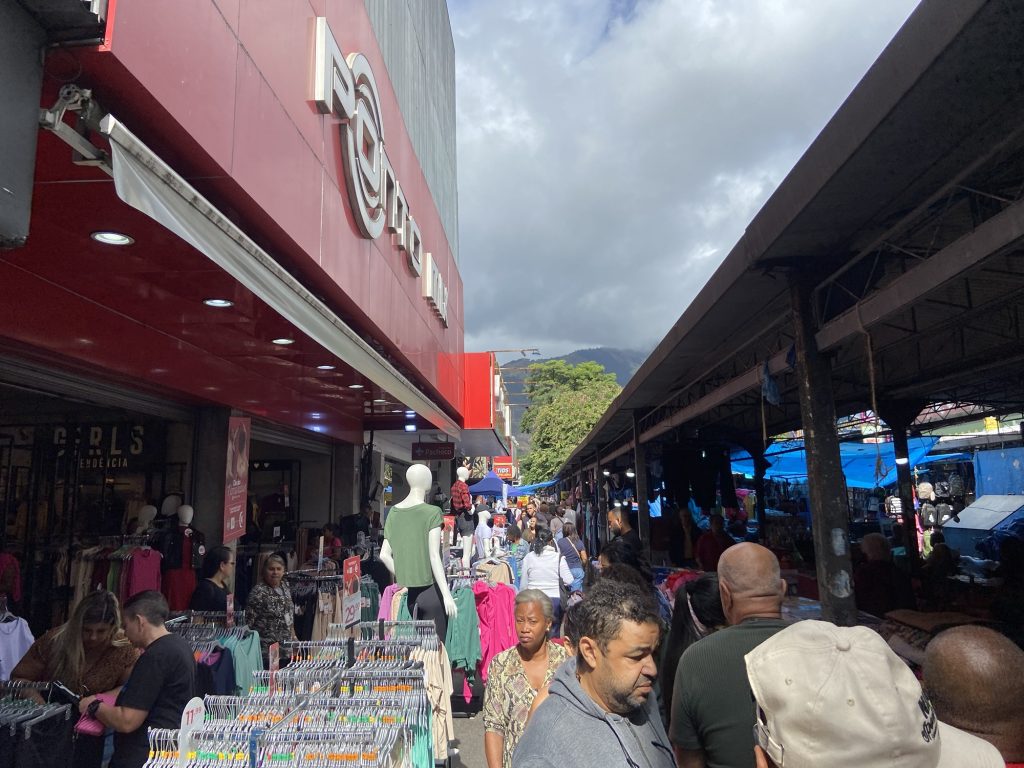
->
[[451, 713, 486, 768]]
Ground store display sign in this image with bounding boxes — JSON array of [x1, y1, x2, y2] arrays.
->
[[178, 696, 206, 767], [411, 442, 455, 461], [54, 422, 164, 472], [493, 458, 514, 479], [313, 17, 448, 328], [222, 417, 251, 543], [342, 556, 361, 628]]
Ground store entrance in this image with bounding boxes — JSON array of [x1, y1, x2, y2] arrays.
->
[[0, 384, 192, 633]]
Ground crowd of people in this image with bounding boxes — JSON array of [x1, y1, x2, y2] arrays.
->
[[480, 505, 1024, 768]]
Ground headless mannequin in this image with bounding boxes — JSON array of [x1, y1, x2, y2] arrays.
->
[[380, 464, 457, 640], [135, 505, 158, 533], [160, 504, 205, 611], [453, 467, 474, 570]]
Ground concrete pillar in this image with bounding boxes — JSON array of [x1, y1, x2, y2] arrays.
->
[[632, 412, 651, 556], [789, 277, 858, 625], [877, 400, 926, 567], [191, 407, 231, 545], [331, 442, 358, 522]]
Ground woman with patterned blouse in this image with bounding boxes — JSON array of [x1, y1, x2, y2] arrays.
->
[[244, 554, 296, 666], [482, 589, 569, 768]]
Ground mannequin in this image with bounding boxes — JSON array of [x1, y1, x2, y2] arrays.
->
[[451, 467, 475, 570], [380, 464, 457, 640], [135, 505, 158, 533], [157, 503, 206, 611]]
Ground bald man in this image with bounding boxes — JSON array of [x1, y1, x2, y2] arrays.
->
[[923, 625, 1024, 764], [670, 544, 788, 768], [607, 507, 641, 548]]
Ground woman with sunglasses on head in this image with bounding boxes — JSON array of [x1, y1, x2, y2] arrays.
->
[[12, 590, 139, 768]]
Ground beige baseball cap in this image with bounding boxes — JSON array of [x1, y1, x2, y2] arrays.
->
[[744, 620, 1003, 768]]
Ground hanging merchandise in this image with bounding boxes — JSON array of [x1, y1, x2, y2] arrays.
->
[[148, 621, 450, 767]]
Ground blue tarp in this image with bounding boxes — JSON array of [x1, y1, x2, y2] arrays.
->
[[506, 479, 558, 497], [974, 447, 1024, 496], [467, 471, 511, 496], [731, 437, 938, 489]]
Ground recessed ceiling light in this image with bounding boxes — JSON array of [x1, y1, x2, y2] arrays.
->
[[310, 413, 322, 419], [404, 424, 417, 432], [391, 409, 403, 414], [272, 337, 295, 345], [90, 231, 134, 246], [348, 384, 364, 390], [405, 410, 416, 417], [373, 399, 387, 404], [316, 364, 336, 371], [203, 298, 234, 308]]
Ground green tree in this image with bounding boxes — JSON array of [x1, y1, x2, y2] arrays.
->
[[519, 362, 620, 484], [520, 360, 618, 435]]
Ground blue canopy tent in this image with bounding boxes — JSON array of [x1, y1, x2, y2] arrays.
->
[[467, 471, 510, 496], [731, 437, 938, 488], [506, 479, 558, 498]]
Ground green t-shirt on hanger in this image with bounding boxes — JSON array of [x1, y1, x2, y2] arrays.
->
[[383, 502, 443, 587]]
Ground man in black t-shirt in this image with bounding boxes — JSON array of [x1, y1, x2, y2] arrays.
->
[[79, 590, 196, 768]]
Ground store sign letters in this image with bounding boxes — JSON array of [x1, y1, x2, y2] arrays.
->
[[313, 18, 448, 327], [54, 423, 146, 471]]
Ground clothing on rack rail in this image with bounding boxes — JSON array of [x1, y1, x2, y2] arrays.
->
[[445, 583, 482, 703], [472, 581, 517, 701], [0, 611, 33, 681]]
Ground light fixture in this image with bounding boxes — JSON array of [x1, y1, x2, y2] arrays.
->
[[613, 500, 622, 507], [348, 383, 364, 390], [373, 399, 387, 404], [895, 457, 909, 465], [90, 230, 134, 246], [316, 364, 336, 371], [626, 468, 636, 478], [602, 469, 610, 477], [272, 337, 295, 346], [310, 413, 322, 420], [202, 298, 234, 308], [404, 424, 417, 432], [405, 410, 416, 418], [391, 409, 403, 414]]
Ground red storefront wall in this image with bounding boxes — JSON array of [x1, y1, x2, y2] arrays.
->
[[5, 0, 464, 433]]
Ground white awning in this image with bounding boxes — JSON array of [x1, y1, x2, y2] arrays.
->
[[99, 114, 460, 437]]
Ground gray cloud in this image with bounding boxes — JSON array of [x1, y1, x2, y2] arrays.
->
[[452, 0, 920, 357]]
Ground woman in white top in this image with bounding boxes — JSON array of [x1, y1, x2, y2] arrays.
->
[[520, 527, 573, 634]]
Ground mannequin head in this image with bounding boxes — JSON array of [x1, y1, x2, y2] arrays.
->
[[177, 504, 195, 526], [407, 464, 433, 497], [456, 466, 470, 483], [136, 505, 158, 531]]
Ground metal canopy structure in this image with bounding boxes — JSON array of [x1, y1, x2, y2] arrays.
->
[[565, 0, 1024, 473]]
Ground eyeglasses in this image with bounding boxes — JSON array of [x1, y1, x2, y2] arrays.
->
[[753, 705, 784, 765]]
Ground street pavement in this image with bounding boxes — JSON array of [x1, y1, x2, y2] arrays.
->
[[451, 713, 487, 768]]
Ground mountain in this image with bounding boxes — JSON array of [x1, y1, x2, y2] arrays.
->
[[501, 347, 649, 447]]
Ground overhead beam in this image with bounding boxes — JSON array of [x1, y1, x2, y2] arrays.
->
[[815, 194, 1024, 350]]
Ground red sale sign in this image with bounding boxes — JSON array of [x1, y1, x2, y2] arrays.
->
[[342, 556, 361, 628]]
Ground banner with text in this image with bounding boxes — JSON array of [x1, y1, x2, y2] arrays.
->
[[223, 416, 251, 543]]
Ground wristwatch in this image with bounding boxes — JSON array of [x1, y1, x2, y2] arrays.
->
[[87, 699, 102, 718]]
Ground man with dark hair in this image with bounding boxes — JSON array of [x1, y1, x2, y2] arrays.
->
[[671, 543, 787, 768], [80, 590, 195, 768], [608, 506, 641, 548], [513, 579, 674, 768], [923, 625, 1024, 764]]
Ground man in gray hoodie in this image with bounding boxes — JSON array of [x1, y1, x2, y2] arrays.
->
[[513, 578, 675, 768]]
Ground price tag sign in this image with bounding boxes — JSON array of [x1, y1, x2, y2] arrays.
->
[[268, 642, 280, 692], [178, 696, 206, 767], [225, 594, 235, 627], [342, 555, 361, 628]]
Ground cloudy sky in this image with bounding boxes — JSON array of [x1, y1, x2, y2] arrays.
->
[[450, 0, 920, 359]]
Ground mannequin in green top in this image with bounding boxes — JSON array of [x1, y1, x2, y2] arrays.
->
[[380, 463, 458, 640]]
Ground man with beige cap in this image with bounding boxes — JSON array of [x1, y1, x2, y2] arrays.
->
[[744, 620, 1004, 767]]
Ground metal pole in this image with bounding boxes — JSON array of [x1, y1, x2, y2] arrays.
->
[[789, 277, 858, 625], [633, 412, 651, 557]]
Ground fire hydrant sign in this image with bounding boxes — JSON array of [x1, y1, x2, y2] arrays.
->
[[342, 555, 361, 628]]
